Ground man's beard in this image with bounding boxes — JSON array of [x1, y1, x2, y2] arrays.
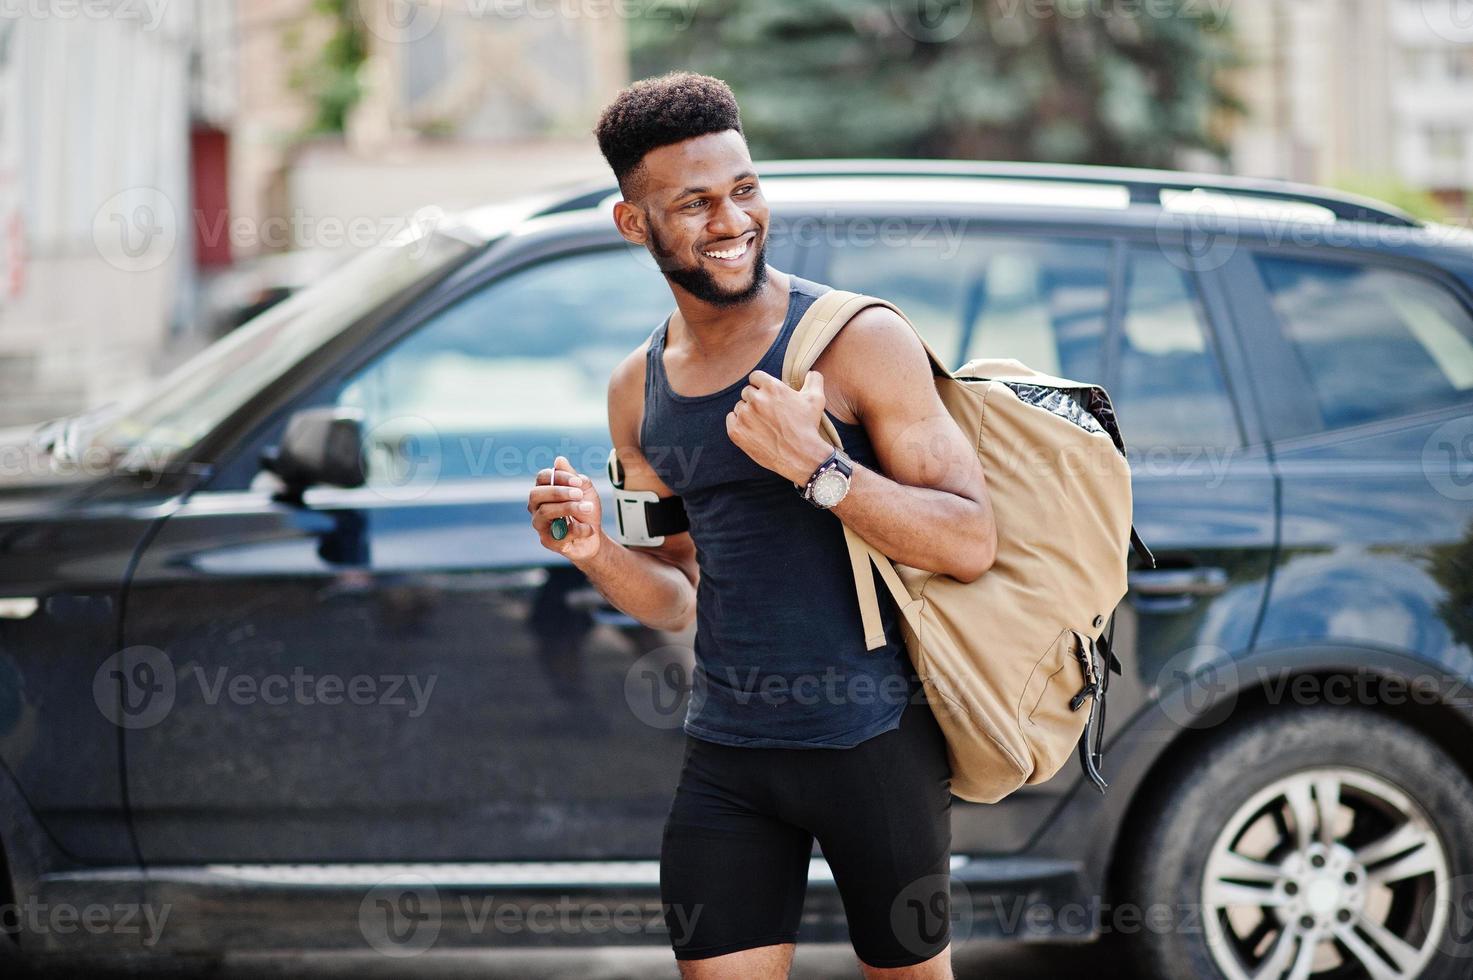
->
[[647, 220, 768, 307]]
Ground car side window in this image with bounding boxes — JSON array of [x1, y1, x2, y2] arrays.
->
[[823, 228, 1110, 378], [1113, 248, 1242, 450], [335, 247, 672, 485], [1255, 254, 1473, 431]]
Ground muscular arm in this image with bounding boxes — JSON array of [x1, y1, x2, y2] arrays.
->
[[805, 306, 997, 583], [570, 347, 700, 632]]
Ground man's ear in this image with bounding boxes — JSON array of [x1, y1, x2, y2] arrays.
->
[[612, 200, 648, 246]]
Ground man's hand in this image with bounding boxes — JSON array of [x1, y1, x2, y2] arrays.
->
[[726, 369, 834, 485], [528, 455, 604, 561]]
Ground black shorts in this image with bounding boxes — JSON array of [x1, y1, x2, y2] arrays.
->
[[658, 694, 954, 968]]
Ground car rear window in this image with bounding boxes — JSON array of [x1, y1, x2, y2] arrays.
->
[[1255, 255, 1473, 430]]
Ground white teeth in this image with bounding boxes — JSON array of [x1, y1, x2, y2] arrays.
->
[[702, 239, 750, 260]]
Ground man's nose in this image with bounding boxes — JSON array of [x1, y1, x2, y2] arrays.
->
[[707, 196, 751, 239]]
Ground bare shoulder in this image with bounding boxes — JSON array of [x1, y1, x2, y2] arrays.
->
[[811, 301, 935, 421], [607, 337, 653, 435], [606, 335, 683, 500]]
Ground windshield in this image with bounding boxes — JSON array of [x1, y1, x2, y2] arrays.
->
[[88, 231, 474, 471]]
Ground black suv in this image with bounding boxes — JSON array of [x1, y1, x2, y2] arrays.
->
[[3, 162, 1472, 979]]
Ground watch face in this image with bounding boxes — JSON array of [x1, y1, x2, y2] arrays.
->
[[811, 469, 849, 507]]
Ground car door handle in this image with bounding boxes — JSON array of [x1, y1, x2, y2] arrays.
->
[[1128, 566, 1229, 597]]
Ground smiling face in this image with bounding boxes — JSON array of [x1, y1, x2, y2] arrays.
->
[[615, 129, 771, 308]]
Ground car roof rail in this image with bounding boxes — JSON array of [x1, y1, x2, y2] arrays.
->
[[530, 159, 1420, 228]]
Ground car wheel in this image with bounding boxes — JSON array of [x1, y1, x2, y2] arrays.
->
[[1116, 704, 1473, 980]]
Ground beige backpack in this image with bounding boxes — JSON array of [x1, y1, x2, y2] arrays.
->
[[782, 289, 1156, 804]]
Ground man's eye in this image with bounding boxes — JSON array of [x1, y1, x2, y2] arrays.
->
[[683, 199, 705, 210], [737, 184, 756, 195]]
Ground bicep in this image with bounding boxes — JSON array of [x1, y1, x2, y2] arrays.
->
[[834, 308, 986, 502]]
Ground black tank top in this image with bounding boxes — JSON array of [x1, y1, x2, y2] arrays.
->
[[640, 274, 920, 748]]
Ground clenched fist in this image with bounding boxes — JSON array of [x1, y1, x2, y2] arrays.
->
[[727, 369, 835, 485], [529, 455, 603, 562]]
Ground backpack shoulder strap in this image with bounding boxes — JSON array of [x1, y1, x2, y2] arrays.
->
[[780, 288, 952, 390], [778, 286, 944, 651]]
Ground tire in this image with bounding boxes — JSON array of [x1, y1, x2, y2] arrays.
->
[[1114, 704, 1473, 980]]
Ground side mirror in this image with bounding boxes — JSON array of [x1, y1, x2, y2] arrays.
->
[[259, 406, 365, 502]]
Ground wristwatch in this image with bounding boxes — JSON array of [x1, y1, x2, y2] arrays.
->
[[799, 447, 854, 509]]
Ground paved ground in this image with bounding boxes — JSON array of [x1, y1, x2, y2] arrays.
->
[[17, 940, 1135, 979]]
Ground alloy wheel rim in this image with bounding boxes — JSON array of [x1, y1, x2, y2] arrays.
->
[[1200, 766, 1449, 980]]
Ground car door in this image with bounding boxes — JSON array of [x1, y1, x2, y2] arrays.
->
[[812, 225, 1277, 852], [1221, 247, 1473, 668], [119, 241, 693, 863], [1099, 242, 1278, 781]]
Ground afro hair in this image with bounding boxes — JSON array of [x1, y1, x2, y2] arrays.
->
[[594, 71, 744, 198]]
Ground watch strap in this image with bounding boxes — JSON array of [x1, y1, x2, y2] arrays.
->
[[800, 447, 840, 499]]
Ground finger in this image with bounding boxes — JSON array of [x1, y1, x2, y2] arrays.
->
[[803, 369, 823, 393], [535, 467, 590, 489], [748, 369, 775, 388], [532, 482, 584, 499], [532, 500, 592, 529], [528, 485, 584, 511]]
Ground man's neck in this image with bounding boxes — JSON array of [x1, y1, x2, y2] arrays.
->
[[667, 267, 792, 359]]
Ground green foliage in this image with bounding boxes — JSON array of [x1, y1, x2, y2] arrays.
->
[[630, 0, 1243, 166], [1327, 174, 1452, 224], [285, 0, 368, 137]]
